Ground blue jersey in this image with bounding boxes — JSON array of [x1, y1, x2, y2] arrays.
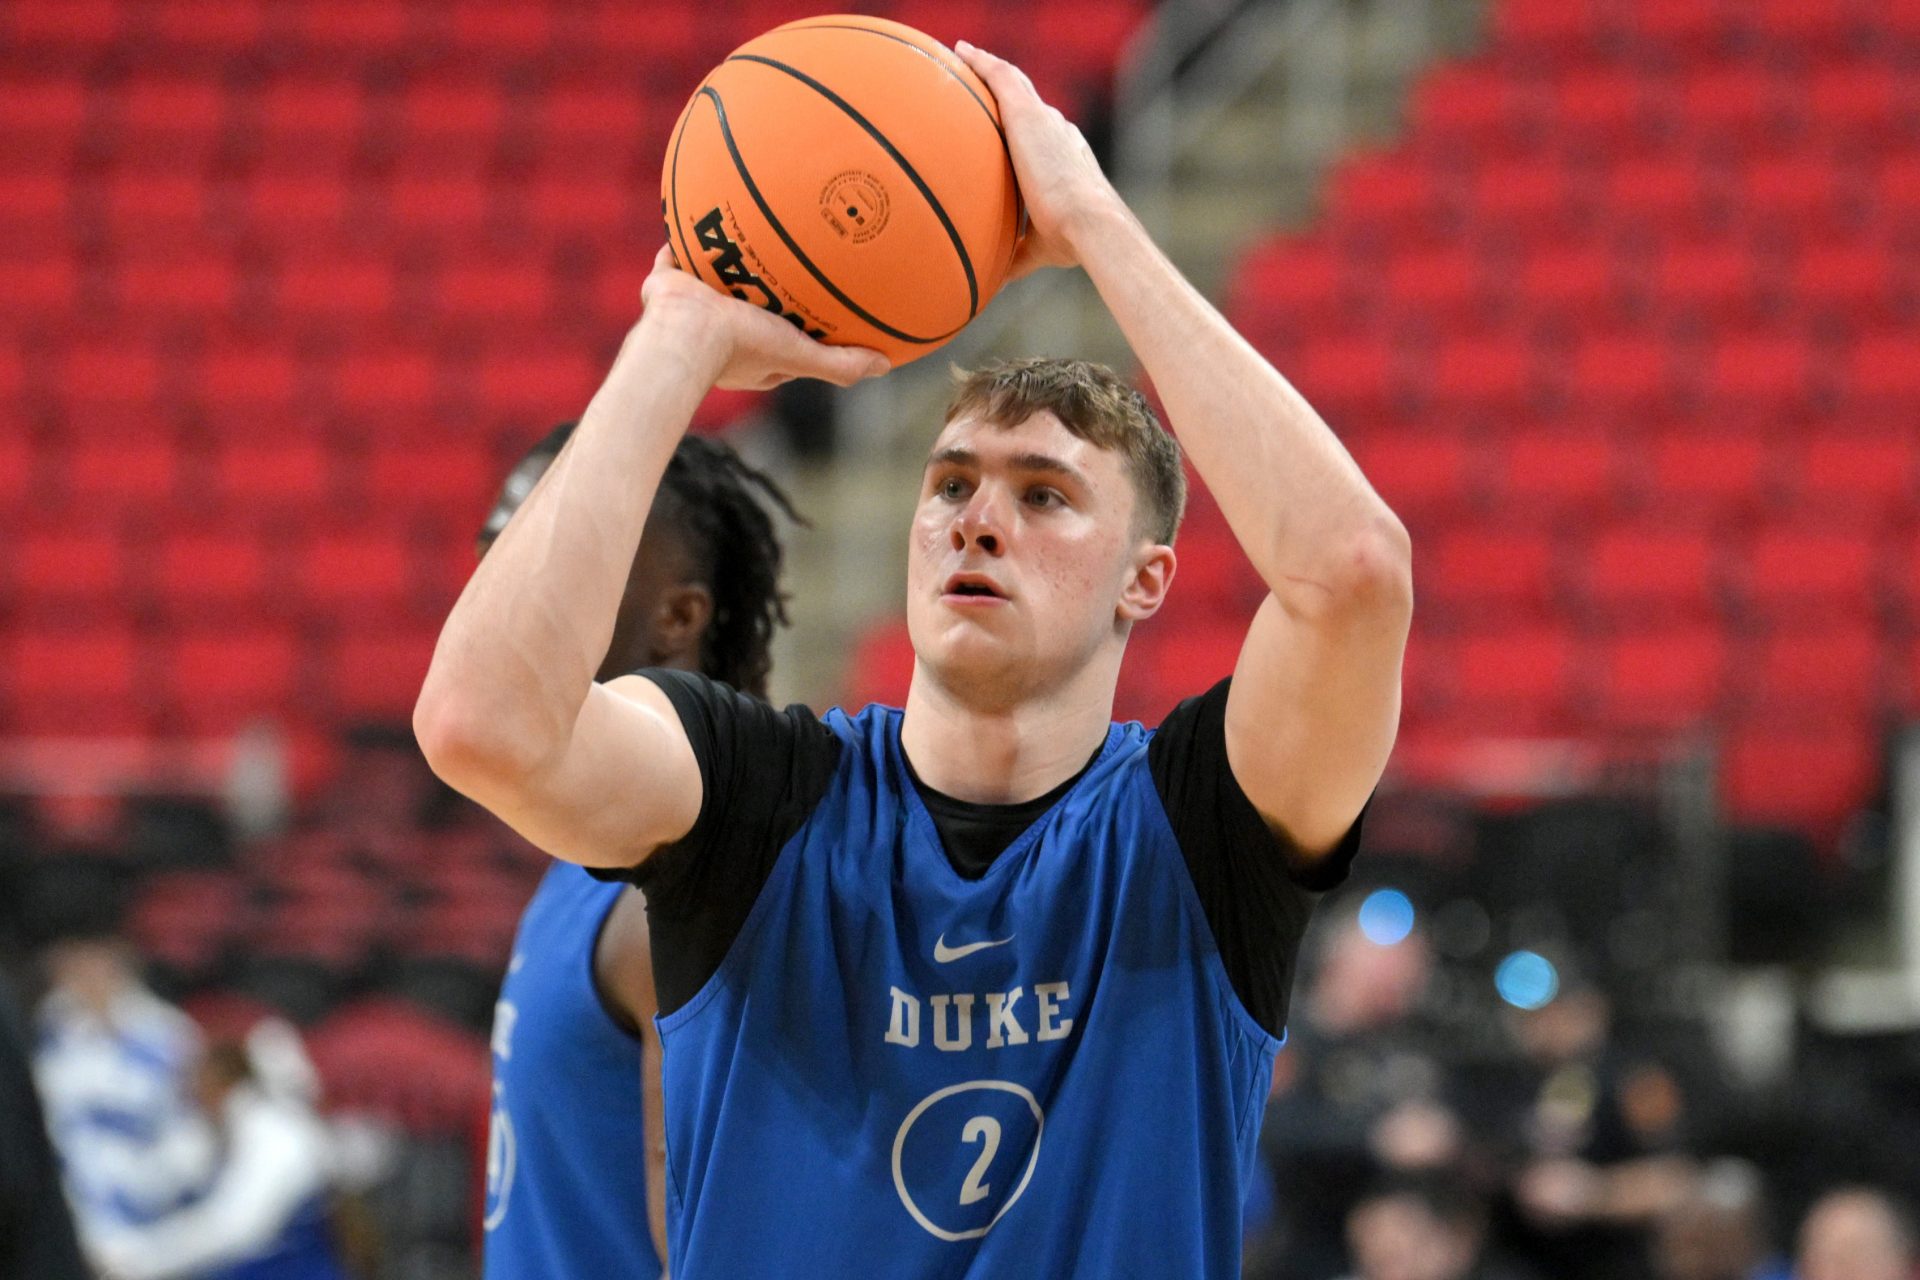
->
[[484, 865, 661, 1280], [632, 682, 1351, 1280]]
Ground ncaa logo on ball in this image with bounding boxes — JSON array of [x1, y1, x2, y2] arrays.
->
[[821, 171, 891, 244]]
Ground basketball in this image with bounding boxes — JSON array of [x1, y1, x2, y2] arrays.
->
[[661, 15, 1023, 366]]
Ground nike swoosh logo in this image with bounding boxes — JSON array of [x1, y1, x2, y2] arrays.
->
[[933, 933, 1015, 963]]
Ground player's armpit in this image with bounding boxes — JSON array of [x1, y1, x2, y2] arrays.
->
[[1223, 567, 1410, 860], [420, 673, 702, 870]]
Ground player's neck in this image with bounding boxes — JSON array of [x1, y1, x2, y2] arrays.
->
[[899, 659, 1115, 805]]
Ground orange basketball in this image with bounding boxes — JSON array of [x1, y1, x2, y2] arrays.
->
[[661, 15, 1022, 366]]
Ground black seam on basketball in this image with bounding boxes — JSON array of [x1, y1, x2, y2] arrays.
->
[[724, 53, 980, 320], [698, 85, 954, 345], [765, 22, 1005, 144], [668, 102, 704, 290]]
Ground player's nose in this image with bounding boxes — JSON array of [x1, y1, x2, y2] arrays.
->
[[949, 487, 1007, 556]]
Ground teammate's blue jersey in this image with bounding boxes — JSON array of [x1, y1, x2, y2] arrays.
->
[[484, 865, 662, 1280], [660, 705, 1281, 1278]]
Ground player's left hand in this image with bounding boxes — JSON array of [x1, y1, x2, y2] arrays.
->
[[954, 41, 1124, 281]]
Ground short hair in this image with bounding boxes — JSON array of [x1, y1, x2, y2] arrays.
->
[[478, 426, 803, 698], [944, 357, 1186, 545], [1354, 1171, 1486, 1235]]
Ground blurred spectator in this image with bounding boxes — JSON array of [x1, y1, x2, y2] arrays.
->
[[92, 1027, 345, 1280], [32, 873, 215, 1259], [1501, 978, 1695, 1280], [1340, 1173, 1537, 1280], [1795, 1187, 1919, 1280], [1652, 1160, 1790, 1280], [1252, 914, 1465, 1279], [0, 977, 90, 1279]]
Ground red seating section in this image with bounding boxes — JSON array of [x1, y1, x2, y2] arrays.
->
[[1215, 0, 1918, 840], [0, 0, 1151, 760]]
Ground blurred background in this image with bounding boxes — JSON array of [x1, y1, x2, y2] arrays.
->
[[2, 0, 1917, 1276]]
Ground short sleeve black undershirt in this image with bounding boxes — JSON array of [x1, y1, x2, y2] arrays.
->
[[601, 670, 1362, 1033]]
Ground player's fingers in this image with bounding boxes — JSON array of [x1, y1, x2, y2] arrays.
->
[[800, 343, 890, 387], [954, 41, 1034, 108]]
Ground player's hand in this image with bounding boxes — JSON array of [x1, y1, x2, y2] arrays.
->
[[637, 245, 890, 391], [954, 41, 1124, 281]]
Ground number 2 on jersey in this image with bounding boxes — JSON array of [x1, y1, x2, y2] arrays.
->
[[959, 1116, 1001, 1206]]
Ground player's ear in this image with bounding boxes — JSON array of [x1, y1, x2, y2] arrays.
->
[[1117, 543, 1175, 623], [653, 583, 716, 661]]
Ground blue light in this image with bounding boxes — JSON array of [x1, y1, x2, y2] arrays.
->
[[1357, 889, 1415, 946], [1495, 950, 1559, 1010]]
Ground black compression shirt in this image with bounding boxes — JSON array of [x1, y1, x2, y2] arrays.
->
[[602, 671, 1364, 1037]]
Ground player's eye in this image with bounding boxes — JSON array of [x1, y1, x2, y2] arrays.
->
[[937, 476, 970, 501], [1025, 487, 1063, 509]]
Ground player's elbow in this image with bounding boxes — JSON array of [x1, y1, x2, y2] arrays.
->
[[1285, 512, 1413, 627], [413, 678, 553, 802]]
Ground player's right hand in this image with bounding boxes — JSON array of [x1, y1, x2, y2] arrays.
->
[[637, 244, 890, 391]]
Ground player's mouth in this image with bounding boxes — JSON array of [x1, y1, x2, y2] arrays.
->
[[941, 572, 1009, 606]]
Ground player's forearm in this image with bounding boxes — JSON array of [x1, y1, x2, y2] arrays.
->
[[416, 314, 722, 780], [1071, 201, 1409, 617]]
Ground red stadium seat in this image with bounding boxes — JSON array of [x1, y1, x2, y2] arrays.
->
[[1735, 521, 1880, 621], [1650, 235, 1765, 322], [1806, 60, 1907, 143], [3, 624, 142, 708], [276, 253, 401, 326], [1840, 331, 1920, 406], [115, 248, 241, 320], [1516, 238, 1626, 316], [1414, 62, 1532, 149], [442, 0, 558, 57], [56, 339, 166, 407], [159, 625, 303, 726], [1699, 328, 1815, 408], [1551, 66, 1659, 148], [1602, 153, 1720, 235], [1493, 0, 1609, 53], [1564, 329, 1676, 412], [331, 346, 441, 417], [149, 525, 273, 614], [1791, 240, 1903, 323], [1784, 428, 1919, 520], [6, 0, 125, 50], [1586, 622, 1728, 734], [148, 0, 268, 52], [1676, 65, 1786, 148], [1574, 522, 1723, 621], [1641, 429, 1773, 519], [196, 341, 303, 412], [66, 434, 183, 507], [361, 438, 494, 520], [1747, 621, 1884, 716], [242, 172, 353, 244], [1383, 245, 1492, 321], [1344, 429, 1476, 519], [10, 522, 128, 606], [1491, 426, 1621, 518], [212, 437, 334, 509], [1468, 153, 1583, 235], [1721, 719, 1880, 837], [1292, 330, 1402, 417], [294, 527, 415, 614], [323, 626, 448, 721], [385, 170, 495, 239], [475, 343, 602, 418], [1421, 524, 1560, 617], [1333, 153, 1444, 232], [431, 254, 556, 329], [1453, 621, 1578, 732], [1426, 329, 1537, 412]]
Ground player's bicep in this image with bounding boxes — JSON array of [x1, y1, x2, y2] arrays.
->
[[480, 674, 702, 870], [1224, 591, 1406, 858]]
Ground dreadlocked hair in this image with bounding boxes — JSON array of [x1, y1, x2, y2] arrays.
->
[[655, 435, 806, 699]]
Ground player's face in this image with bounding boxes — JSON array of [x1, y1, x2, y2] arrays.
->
[[905, 410, 1167, 698]]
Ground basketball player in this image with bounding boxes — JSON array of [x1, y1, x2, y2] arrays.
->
[[417, 43, 1410, 1278], [476, 425, 802, 1279]]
